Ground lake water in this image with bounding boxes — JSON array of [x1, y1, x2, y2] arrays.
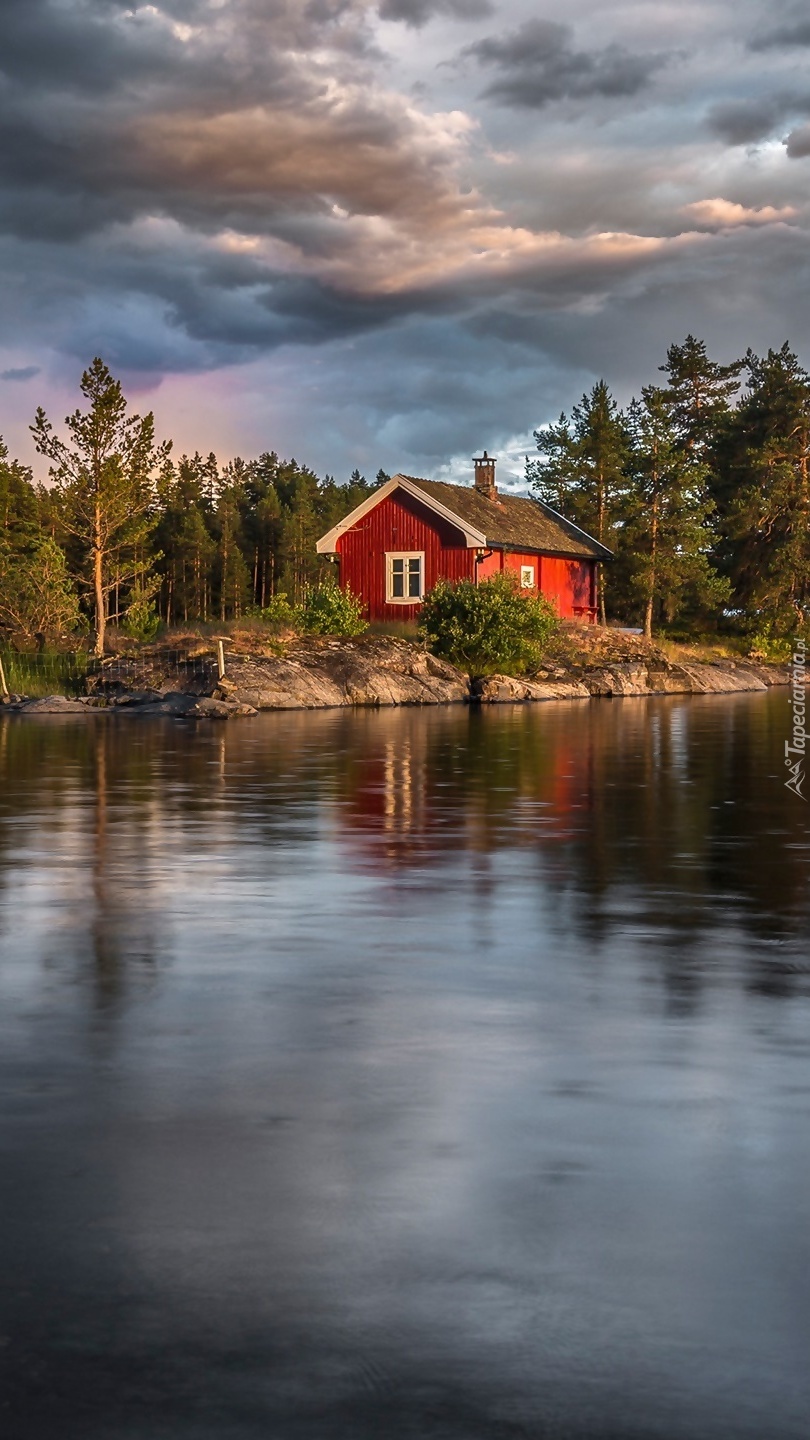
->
[[1, 692, 809, 1440]]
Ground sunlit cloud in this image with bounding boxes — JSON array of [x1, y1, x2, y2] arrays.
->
[[0, 0, 807, 480], [681, 198, 798, 229]]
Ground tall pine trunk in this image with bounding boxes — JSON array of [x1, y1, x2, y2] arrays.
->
[[644, 490, 659, 639], [93, 503, 105, 655], [597, 472, 607, 624]]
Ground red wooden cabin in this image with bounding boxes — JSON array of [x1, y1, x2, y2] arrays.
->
[[316, 454, 611, 624]]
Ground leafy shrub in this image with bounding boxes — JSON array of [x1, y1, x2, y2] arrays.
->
[[419, 573, 559, 677], [123, 583, 161, 642], [300, 580, 367, 637], [254, 593, 300, 628], [749, 619, 809, 664], [0, 537, 81, 646]]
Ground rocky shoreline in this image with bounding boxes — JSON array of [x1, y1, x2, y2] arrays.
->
[[0, 633, 788, 717]]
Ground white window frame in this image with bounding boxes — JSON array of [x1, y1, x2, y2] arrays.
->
[[386, 551, 425, 604], [520, 564, 536, 589]]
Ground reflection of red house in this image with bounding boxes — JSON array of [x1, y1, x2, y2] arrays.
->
[[316, 454, 611, 624]]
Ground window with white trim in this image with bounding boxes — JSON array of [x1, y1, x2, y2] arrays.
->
[[386, 552, 424, 602], [520, 564, 536, 589]]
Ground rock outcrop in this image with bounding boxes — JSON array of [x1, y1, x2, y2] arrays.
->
[[474, 675, 591, 703], [3, 690, 256, 719], [476, 657, 780, 703], [221, 637, 468, 710], [0, 635, 787, 717]]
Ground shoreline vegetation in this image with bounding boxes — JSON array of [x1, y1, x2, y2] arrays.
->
[[2, 340, 807, 720], [0, 625, 788, 718]]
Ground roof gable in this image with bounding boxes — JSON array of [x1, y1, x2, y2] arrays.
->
[[316, 475, 486, 553], [316, 474, 610, 560]]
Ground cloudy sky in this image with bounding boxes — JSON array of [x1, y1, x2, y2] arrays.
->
[[1, 0, 809, 486]]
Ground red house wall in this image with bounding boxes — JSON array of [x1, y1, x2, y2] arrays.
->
[[539, 557, 597, 620], [337, 490, 474, 622], [475, 548, 597, 620], [336, 489, 599, 623]]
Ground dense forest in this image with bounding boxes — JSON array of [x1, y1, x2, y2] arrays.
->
[[527, 337, 810, 644], [0, 338, 808, 654]]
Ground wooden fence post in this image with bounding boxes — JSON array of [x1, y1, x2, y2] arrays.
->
[[217, 640, 226, 680]]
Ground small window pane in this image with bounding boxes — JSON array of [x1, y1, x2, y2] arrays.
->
[[407, 558, 422, 597], [392, 558, 405, 598], [520, 565, 535, 589]]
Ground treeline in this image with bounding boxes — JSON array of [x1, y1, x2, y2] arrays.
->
[[0, 359, 383, 652], [1, 339, 809, 654], [527, 336, 810, 640]]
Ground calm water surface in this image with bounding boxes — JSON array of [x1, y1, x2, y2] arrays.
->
[[1, 693, 809, 1440]]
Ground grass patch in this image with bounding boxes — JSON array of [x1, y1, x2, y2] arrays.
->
[[0, 650, 91, 698]]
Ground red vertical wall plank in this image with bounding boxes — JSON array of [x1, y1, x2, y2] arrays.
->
[[337, 491, 474, 622]]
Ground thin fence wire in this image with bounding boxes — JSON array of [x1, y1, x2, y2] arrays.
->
[[1, 648, 220, 698], [91, 651, 219, 691], [0, 651, 91, 698]]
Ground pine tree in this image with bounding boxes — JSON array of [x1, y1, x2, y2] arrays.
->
[[30, 359, 170, 654], [241, 453, 283, 607], [528, 381, 630, 623], [713, 345, 810, 633], [0, 438, 79, 645], [624, 388, 729, 636], [215, 465, 251, 621], [0, 438, 39, 547], [155, 456, 218, 624], [659, 335, 741, 454]]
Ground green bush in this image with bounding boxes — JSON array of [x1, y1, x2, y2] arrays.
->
[[123, 583, 161, 642], [418, 573, 559, 677], [0, 536, 81, 646], [254, 593, 300, 628], [300, 580, 367, 637], [749, 619, 809, 664]]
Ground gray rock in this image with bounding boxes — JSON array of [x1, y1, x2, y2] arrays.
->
[[581, 663, 651, 696], [678, 665, 767, 694], [13, 695, 90, 714], [476, 675, 590, 703], [186, 696, 257, 718], [226, 639, 468, 710], [116, 692, 201, 716]]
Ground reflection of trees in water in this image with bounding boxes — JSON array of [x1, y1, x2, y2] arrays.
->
[[0, 697, 807, 1011], [0, 718, 174, 1016], [312, 698, 809, 969]]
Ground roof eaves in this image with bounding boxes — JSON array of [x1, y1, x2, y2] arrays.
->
[[534, 499, 614, 559]]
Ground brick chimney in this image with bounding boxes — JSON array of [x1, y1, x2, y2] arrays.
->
[[473, 451, 497, 501]]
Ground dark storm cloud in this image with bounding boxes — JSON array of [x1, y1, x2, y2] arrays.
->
[[378, 0, 492, 26], [462, 19, 664, 108], [785, 124, 810, 158], [749, 20, 810, 51], [0, 0, 190, 94], [706, 95, 804, 146], [0, 0, 809, 484], [1, 366, 40, 382]]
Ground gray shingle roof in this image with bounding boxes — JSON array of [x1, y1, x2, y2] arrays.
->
[[399, 478, 612, 560]]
